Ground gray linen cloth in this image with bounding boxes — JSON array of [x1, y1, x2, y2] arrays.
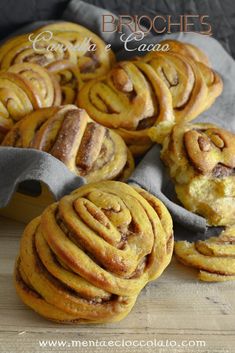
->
[[0, 147, 85, 207], [0, 0, 234, 239]]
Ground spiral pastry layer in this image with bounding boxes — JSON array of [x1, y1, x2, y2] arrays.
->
[[0, 71, 45, 140], [37, 22, 115, 81], [0, 33, 77, 70], [8, 63, 61, 107], [2, 105, 134, 182], [161, 122, 235, 226], [175, 225, 235, 282], [14, 181, 173, 323], [47, 60, 82, 104], [78, 60, 175, 155], [142, 50, 222, 122]]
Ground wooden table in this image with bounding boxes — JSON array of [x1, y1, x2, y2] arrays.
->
[[0, 216, 234, 353]]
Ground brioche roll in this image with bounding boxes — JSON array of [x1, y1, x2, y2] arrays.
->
[[0, 33, 77, 69], [0, 72, 45, 140], [142, 50, 222, 122], [8, 63, 61, 107], [2, 105, 134, 182], [78, 61, 174, 155], [175, 225, 235, 282], [14, 181, 173, 323], [37, 22, 115, 81], [161, 123, 235, 226], [160, 39, 211, 66]]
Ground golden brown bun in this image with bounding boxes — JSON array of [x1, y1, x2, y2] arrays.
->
[[78, 60, 175, 155], [0, 33, 77, 69], [36, 22, 115, 81], [0, 62, 62, 141], [14, 181, 174, 323], [161, 123, 235, 226], [2, 105, 134, 182], [142, 50, 222, 123], [0, 72, 45, 140], [0, 22, 115, 77], [8, 63, 61, 107], [175, 225, 235, 282]]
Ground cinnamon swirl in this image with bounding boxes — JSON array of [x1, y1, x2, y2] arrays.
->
[[0, 71, 44, 140], [2, 105, 134, 182], [78, 61, 174, 155], [142, 50, 222, 122], [37, 22, 115, 81], [8, 63, 61, 107], [175, 225, 235, 282], [14, 181, 174, 323]]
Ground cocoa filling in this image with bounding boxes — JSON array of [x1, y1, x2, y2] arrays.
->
[[76, 122, 106, 171], [25, 54, 49, 66], [212, 163, 235, 178], [137, 116, 156, 130], [80, 48, 100, 73]]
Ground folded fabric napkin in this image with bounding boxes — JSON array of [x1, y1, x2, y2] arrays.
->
[[0, 0, 234, 240], [0, 147, 85, 207]]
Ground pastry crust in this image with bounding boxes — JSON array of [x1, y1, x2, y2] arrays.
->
[[161, 122, 235, 226], [142, 50, 222, 123], [14, 181, 174, 323], [37, 22, 115, 81], [175, 225, 235, 282], [2, 105, 134, 182], [78, 60, 175, 155], [0, 71, 43, 139], [47, 60, 83, 104], [8, 62, 61, 107]]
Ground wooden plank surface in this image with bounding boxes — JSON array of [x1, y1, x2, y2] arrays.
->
[[0, 216, 234, 353]]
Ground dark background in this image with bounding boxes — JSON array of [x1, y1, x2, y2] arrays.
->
[[0, 0, 234, 57]]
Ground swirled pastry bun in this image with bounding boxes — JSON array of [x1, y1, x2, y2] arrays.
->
[[175, 225, 235, 282], [0, 63, 61, 140], [36, 22, 115, 81], [142, 50, 222, 123], [14, 181, 173, 323], [7, 63, 61, 107], [78, 41, 222, 155], [161, 123, 235, 226], [78, 60, 175, 155], [0, 33, 77, 69], [0, 22, 115, 77], [2, 105, 134, 182]]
